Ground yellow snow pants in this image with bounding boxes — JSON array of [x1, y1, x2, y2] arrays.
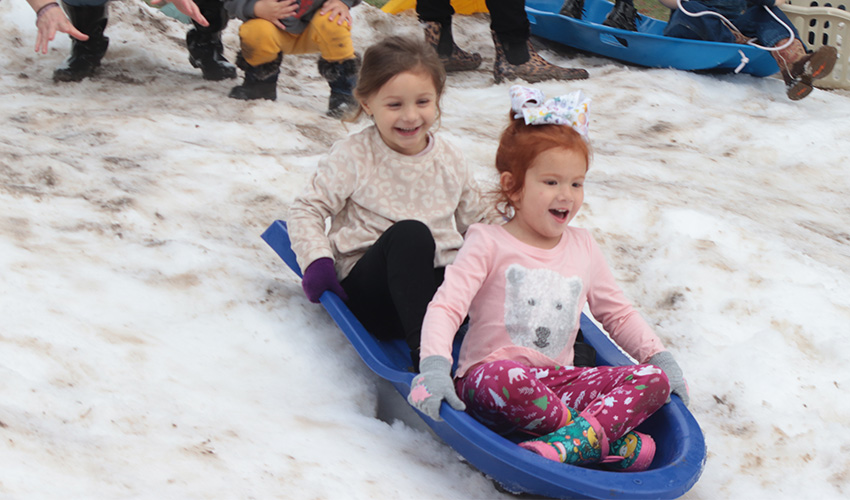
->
[[238, 12, 355, 66]]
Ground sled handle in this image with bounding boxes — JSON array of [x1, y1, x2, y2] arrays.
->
[[261, 220, 415, 385], [599, 32, 629, 49], [261, 220, 303, 278]]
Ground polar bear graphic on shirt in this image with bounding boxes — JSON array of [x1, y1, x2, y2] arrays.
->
[[504, 264, 582, 359]]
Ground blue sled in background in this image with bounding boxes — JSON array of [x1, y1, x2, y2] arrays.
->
[[526, 0, 780, 77], [262, 220, 706, 499]]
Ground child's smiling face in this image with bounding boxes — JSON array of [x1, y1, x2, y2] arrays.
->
[[502, 147, 587, 249], [360, 69, 439, 156]]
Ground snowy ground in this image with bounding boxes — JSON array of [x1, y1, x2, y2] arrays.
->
[[2, 1, 849, 498]]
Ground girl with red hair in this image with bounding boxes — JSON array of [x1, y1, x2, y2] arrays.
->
[[409, 86, 689, 471]]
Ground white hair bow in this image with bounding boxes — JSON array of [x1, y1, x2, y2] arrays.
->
[[509, 85, 591, 139]]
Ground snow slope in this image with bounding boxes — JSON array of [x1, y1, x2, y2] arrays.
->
[[2, 1, 849, 498]]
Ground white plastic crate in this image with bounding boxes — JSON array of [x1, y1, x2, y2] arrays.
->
[[781, 1, 850, 89], [785, 0, 847, 8]]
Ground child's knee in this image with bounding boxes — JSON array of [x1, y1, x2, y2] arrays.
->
[[392, 220, 434, 242], [382, 220, 436, 257], [310, 12, 353, 37], [310, 13, 355, 61], [239, 19, 279, 46], [239, 19, 283, 64], [632, 364, 670, 401]]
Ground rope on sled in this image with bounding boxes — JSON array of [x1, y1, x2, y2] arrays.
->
[[674, 0, 796, 72]]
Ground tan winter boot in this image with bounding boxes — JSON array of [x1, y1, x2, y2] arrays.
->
[[492, 31, 588, 84], [423, 20, 482, 73], [773, 38, 837, 101], [728, 27, 751, 45]]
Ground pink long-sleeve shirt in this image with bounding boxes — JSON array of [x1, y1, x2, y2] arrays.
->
[[420, 223, 666, 378]]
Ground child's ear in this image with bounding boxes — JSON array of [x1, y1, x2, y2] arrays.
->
[[360, 99, 372, 117], [500, 172, 520, 204], [500, 172, 513, 191]]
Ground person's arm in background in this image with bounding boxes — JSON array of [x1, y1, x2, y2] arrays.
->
[[151, 0, 209, 26], [26, 0, 87, 54]]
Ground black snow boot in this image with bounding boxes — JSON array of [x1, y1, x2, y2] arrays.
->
[[186, 0, 236, 80], [53, 3, 109, 82], [602, 0, 640, 32], [228, 53, 281, 101], [318, 56, 361, 119], [559, 0, 585, 20]]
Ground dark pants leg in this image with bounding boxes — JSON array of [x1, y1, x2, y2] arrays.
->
[[486, 0, 530, 45], [416, 0, 455, 24], [341, 220, 445, 368], [53, 0, 110, 82], [733, 6, 802, 48], [663, 2, 737, 42], [417, 0, 530, 43], [191, 0, 228, 33], [186, 0, 236, 80]]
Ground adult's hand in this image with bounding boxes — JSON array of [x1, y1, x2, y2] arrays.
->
[[33, 2, 88, 54], [152, 0, 209, 27]]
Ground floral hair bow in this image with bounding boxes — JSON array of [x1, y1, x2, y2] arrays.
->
[[509, 85, 591, 139]]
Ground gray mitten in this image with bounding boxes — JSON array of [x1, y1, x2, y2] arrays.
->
[[649, 350, 690, 407], [407, 355, 466, 421]]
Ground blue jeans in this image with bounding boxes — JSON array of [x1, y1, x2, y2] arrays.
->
[[663, 1, 801, 48]]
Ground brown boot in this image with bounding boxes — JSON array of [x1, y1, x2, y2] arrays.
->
[[423, 20, 482, 73], [492, 31, 588, 84], [772, 38, 838, 100], [728, 27, 750, 45]]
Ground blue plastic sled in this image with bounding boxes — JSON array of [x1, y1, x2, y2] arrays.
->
[[526, 0, 780, 77], [262, 220, 706, 499]]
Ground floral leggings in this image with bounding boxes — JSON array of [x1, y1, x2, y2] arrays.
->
[[455, 360, 670, 440]]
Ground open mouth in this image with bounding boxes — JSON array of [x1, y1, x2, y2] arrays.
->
[[395, 125, 421, 136], [550, 208, 569, 222]]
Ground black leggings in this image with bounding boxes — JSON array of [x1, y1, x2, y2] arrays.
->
[[416, 0, 530, 44], [341, 220, 445, 368]]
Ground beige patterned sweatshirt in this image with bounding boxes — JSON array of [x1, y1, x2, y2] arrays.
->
[[288, 125, 500, 279]]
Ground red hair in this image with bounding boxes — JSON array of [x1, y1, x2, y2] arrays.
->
[[494, 116, 591, 214]]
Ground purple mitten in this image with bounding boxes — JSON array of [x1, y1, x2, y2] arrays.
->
[[301, 258, 348, 303]]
